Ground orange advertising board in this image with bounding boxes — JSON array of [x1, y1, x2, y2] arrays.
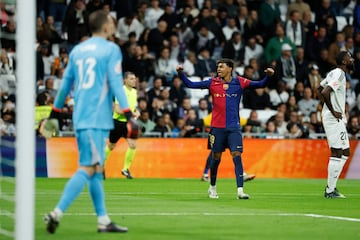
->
[[46, 138, 359, 179]]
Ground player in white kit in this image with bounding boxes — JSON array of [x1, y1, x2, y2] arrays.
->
[[320, 51, 354, 199]]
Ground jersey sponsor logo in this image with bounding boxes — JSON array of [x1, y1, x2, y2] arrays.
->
[[213, 93, 238, 98]]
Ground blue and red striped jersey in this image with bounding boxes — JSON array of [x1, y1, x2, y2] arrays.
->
[[179, 73, 269, 128]]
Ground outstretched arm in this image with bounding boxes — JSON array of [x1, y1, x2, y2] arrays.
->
[[249, 67, 275, 88], [176, 65, 211, 89]]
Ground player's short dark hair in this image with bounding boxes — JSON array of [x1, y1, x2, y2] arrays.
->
[[336, 51, 349, 66], [217, 58, 234, 69], [88, 10, 109, 34]]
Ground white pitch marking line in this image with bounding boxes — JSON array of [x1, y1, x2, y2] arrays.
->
[[37, 212, 360, 222]]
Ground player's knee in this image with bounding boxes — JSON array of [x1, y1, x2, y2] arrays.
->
[[230, 151, 242, 157], [343, 148, 350, 157], [330, 148, 343, 158]]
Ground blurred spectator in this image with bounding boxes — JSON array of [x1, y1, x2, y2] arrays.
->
[[136, 1, 148, 26], [182, 51, 197, 76], [152, 115, 171, 137], [175, 23, 195, 53], [285, 10, 306, 48], [285, 95, 299, 120], [86, 0, 104, 14], [249, 58, 263, 80], [220, 0, 238, 18], [221, 31, 245, 67], [169, 34, 181, 60], [354, 0, 360, 33], [176, 96, 192, 120], [306, 25, 331, 62], [150, 96, 165, 121], [176, 4, 194, 27], [295, 47, 309, 83], [235, 4, 248, 36], [259, 0, 281, 42], [169, 75, 188, 106], [158, 3, 178, 36], [35, 91, 52, 132], [264, 119, 282, 138], [265, 24, 297, 64], [246, 110, 264, 134], [243, 9, 263, 44], [153, 47, 178, 85], [44, 77, 58, 101], [160, 87, 177, 122], [197, 97, 210, 119], [222, 16, 240, 41], [324, 14, 338, 42], [243, 87, 271, 110], [62, 0, 89, 46], [274, 43, 297, 91], [39, 41, 54, 77], [341, 35, 355, 55], [315, 0, 337, 27], [137, 109, 156, 135], [144, 0, 164, 29], [0, 0, 13, 25], [116, 12, 144, 46], [147, 20, 169, 57], [171, 117, 187, 137], [1, 17, 16, 52], [317, 48, 334, 78], [297, 87, 319, 120], [243, 36, 264, 66], [293, 81, 305, 102], [346, 80, 357, 113], [347, 115, 360, 139], [269, 80, 289, 110], [307, 111, 324, 133], [163, 111, 175, 132], [147, 76, 164, 106], [302, 10, 316, 42], [38, 15, 63, 46], [196, 47, 217, 78], [328, 32, 345, 66], [137, 97, 149, 112], [183, 108, 203, 137], [306, 64, 322, 99], [51, 47, 68, 76], [195, 6, 223, 45], [189, 24, 217, 56], [272, 111, 288, 135], [0, 50, 14, 75], [286, 0, 311, 21]]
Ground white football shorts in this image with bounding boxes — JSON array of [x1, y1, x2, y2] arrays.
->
[[322, 112, 349, 149]]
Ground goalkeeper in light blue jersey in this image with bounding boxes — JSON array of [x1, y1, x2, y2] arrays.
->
[[43, 10, 138, 234]]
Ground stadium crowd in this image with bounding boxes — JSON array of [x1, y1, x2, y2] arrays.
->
[[0, 0, 360, 139]]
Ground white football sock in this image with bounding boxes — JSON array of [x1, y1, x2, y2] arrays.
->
[[237, 187, 244, 194], [53, 207, 63, 221], [98, 215, 111, 226], [326, 157, 342, 193]]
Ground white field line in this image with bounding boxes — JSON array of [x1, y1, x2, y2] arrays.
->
[[33, 212, 360, 223], [32, 191, 360, 197]]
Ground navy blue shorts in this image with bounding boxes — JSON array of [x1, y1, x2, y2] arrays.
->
[[208, 127, 243, 153]]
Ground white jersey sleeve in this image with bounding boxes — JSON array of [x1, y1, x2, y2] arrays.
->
[[322, 68, 347, 123]]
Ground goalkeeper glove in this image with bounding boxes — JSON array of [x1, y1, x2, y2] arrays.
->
[[39, 108, 61, 139], [124, 110, 139, 139]]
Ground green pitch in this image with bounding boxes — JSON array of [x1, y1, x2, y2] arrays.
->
[[31, 178, 359, 239]]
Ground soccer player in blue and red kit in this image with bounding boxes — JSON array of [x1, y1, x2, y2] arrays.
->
[[42, 10, 138, 234], [176, 59, 274, 199]]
